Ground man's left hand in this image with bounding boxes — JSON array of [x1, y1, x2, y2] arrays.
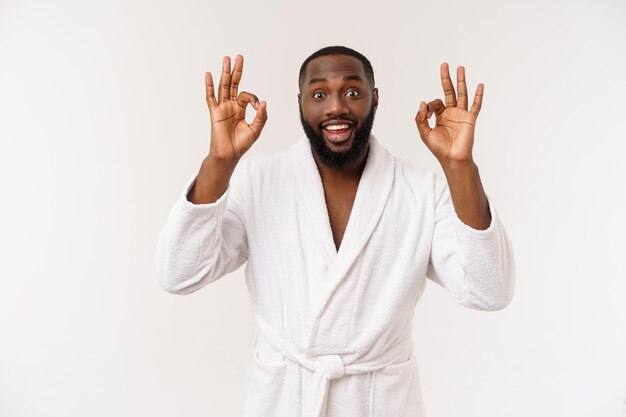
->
[[415, 63, 483, 167]]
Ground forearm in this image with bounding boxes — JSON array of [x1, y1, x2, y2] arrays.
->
[[440, 160, 491, 230], [158, 158, 250, 294], [188, 155, 239, 204]]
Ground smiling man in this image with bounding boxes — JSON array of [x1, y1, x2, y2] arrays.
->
[[156, 45, 516, 417], [298, 52, 377, 169], [297, 51, 379, 250]]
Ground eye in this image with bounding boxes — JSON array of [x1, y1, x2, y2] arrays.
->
[[312, 91, 325, 99], [346, 89, 360, 97]]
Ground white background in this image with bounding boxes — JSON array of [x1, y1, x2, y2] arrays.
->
[[1, 0, 625, 416]]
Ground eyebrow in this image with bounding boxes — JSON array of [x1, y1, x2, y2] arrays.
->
[[308, 74, 364, 86]]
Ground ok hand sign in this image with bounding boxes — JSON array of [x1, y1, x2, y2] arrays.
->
[[415, 63, 483, 166], [205, 55, 268, 162]]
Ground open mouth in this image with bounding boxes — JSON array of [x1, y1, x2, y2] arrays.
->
[[322, 123, 355, 143]]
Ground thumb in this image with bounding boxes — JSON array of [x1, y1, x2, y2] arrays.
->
[[415, 101, 432, 141], [248, 100, 268, 139]]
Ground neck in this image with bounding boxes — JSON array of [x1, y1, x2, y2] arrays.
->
[[312, 143, 370, 184]]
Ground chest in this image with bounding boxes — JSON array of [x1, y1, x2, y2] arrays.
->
[[323, 182, 359, 251]]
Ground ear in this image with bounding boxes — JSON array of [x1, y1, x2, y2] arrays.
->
[[297, 93, 301, 105], [372, 88, 379, 111]]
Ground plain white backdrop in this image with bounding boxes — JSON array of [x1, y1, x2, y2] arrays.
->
[[1, 0, 625, 416]]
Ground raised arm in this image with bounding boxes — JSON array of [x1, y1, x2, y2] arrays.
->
[[156, 55, 268, 295], [190, 54, 268, 204], [417, 63, 515, 310], [415, 63, 490, 230]]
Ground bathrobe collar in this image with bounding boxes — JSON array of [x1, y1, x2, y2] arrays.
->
[[290, 133, 395, 322]]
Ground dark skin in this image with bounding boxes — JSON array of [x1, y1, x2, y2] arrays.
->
[[415, 63, 491, 231], [189, 54, 491, 250], [297, 55, 379, 250]]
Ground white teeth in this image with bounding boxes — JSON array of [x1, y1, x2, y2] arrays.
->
[[324, 124, 351, 131]]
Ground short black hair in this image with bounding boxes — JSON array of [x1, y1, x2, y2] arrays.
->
[[298, 45, 375, 92]]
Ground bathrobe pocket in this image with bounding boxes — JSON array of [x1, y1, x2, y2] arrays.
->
[[253, 347, 288, 375], [244, 346, 289, 417], [371, 353, 419, 417]]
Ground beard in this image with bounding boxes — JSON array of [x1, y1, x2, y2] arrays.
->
[[299, 105, 376, 169]]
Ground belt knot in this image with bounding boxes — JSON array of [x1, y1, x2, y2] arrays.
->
[[314, 354, 345, 379]]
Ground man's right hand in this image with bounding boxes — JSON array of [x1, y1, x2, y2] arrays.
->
[[205, 55, 268, 162], [188, 55, 267, 204]]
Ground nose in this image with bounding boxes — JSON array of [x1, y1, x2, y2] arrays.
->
[[325, 93, 349, 116]]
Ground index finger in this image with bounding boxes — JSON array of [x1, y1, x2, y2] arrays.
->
[[440, 62, 457, 107]]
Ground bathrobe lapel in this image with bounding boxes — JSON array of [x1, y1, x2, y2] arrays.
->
[[290, 134, 395, 351]]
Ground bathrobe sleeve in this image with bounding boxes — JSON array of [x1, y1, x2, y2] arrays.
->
[[156, 160, 249, 295], [426, 173, 516, 310]]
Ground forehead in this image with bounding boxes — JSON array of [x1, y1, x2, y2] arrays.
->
[[303, 55, 368, 86]]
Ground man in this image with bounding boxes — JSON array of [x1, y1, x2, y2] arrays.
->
[[156, 45, 515, 417]]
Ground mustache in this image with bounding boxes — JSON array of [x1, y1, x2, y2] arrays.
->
[[320, 118, 356, 128]]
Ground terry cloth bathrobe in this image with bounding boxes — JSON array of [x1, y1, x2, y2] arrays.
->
[[156, 134, 516, 417]]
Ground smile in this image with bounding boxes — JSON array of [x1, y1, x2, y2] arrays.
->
[[322, 123, 354, 143]]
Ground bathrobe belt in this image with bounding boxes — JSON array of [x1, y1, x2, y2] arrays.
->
[[254, 313, 414, 417]]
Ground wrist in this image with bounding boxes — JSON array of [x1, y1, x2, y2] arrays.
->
[[205, 153, 240, 171], [439, 158, 477, 173]]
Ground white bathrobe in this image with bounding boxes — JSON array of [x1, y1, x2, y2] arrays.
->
[[156, 134, 516, 417]]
